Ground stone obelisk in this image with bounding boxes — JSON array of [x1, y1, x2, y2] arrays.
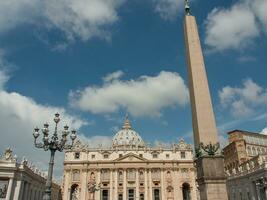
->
[[183, 1, 228, 200]]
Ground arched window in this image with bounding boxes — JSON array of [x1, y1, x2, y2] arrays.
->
[[70, 184, 79, 200], [182, 183, 191, 200]]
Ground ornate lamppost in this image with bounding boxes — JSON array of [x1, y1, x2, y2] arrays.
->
[[33, 113, 77, 200]]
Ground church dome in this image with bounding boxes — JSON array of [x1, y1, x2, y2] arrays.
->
[[112, 116, 145, 148]]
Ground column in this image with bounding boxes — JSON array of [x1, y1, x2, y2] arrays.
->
[[114, 170, 118, 200], [174, 169, 181, 200], [110, 170, 113, 199], [190, 168, 197, 200], [144, 170, 148, 200], [18, 180, 25, 200], [81, 170, 88, 199], [136, 170, 139, 200], [161, 169, 165, 200], [63, 171, 70, 200], [149, 170, 153, 200], [96, 170, 101, 200], [123, 169, 127, 199], [6, 177, 14, 200]]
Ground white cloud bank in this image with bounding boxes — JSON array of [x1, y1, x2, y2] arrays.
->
[[205, 0, 267, 51], [0, 0, 125, 41], [0, 53, 89, 179], [219, 79, 267, 118], [261, 128, 267, 135], [69, 71, 189, 117]]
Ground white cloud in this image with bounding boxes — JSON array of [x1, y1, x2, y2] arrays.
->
[[153, 0, 183, 20], [69, 71, 189, 117], [79, 134, 113, 148], [103, 70, 124, 82], [0, 52, 87, 179], [261, 127, 267, 135], [204, 0, 267, 51], [219, 79, 267, 118], [0, 70, 9, 89], [0, 0, 125, 42]]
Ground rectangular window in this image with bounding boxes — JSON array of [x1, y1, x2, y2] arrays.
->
[[166, 154, 170, 158], [119, 154, 123, 158], [139, 154, 143, 158], [128, 189, 135, 200], [181, 151, 186, 159], [140, 193, 144, 200], [74, 152, 80, 159], [104, 154, 109, 159], [153, 189, 160, 200], [118, 194, 123, 200], [102, 190, 109, 200], [153, 154, 158, 158], [91, 154, 95, 159]]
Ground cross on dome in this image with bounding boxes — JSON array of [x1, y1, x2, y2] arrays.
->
[[122, 114, 132, 130]]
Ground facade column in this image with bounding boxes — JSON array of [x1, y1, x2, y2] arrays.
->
[[110, 170, 113, 199], [23, 182, 28, 200], [190, 168, 198, 200], [173, 169, 179, 200], [18, 180, 25, 200], [6, 177, 14, 200], [95, 170, 101, 200], [114, 170, 118, 200], [80, 170, 87, 199], [123, 169, 127, 199], [149, 169, 153, 200], [161, 169, 165, 200], [63, 171, 70, 200], [136, 169, 139, 200], [144, 169, 148, 200]]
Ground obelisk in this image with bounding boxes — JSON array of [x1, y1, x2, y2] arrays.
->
[[183, 1, 228, 200]]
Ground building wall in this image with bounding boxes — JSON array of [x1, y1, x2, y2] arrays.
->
[[224, 130, 267, 170], [0, 149, 61, 200], [226, 154, 267, 200], [62, 140, 198, 200]]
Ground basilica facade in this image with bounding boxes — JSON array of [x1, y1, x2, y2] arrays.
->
[[62, 116, 198, 200]]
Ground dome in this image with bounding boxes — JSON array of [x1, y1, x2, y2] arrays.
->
[[112, 116, 145, 148]]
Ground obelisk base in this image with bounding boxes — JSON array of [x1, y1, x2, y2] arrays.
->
[[195, 156, 228, 200]]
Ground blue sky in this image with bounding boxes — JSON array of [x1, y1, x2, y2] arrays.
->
[[0, 0, 266, 177]]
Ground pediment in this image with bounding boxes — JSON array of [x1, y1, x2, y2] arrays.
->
[[114, 153, 148, 162]]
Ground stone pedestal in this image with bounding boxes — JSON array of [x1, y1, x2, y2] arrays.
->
[[195, 156, 228, 200]]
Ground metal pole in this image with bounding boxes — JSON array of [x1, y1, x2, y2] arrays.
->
[[43, 150, 55, 200]]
